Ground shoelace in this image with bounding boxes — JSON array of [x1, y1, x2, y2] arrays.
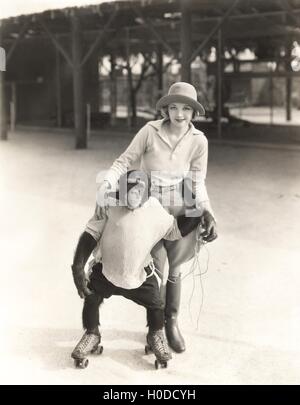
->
[[77, 333, 96, 351], [152, 331, 169, 354]]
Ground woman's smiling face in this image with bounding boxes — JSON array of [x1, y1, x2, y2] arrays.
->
[[167, 102, 194, 128]]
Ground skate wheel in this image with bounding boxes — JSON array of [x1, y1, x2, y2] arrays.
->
[[91, 345, 103, 355], [155, 360, 168, 369], [145, 345, 151, 355], [75, 358, 89, 369], [96, 345, 104, 355]]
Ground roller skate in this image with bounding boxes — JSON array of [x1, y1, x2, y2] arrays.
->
[[145, 329, 172, 369], [71, 331, 103, 369]]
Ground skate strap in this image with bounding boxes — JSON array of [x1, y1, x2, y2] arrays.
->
[[146, 261, 156, 278], [146, 261, 162, 288]]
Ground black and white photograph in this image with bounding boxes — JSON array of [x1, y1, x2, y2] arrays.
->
[[0, 0, 300, 386]]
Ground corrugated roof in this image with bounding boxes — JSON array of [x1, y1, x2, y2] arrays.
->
[[2, 0, 300, 56]]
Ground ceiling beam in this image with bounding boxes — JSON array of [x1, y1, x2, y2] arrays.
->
[[37, 18, 73, 67], [189, 0, 240, 62], [7, 20, 30, 61], [3, 8, 300, 43], [279, 0, 300, 26], [130, 3, 177, 56], [79, 8, 117, 68]]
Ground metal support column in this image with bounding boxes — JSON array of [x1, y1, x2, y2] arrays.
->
[[125, 28, 133, 128], [55, 46, 62, 127], [269, 68, 274, 125], [285, 43, 292, 121], [71, 11, 86, 149], [0, 25, 7, 140], [110, 54, 117, 126], [217, 28, 222, 138], [10, 82, 16, 132], [157, 44, 163, 101], [180, 0, 192, 82], [286, 74, 291, 121]]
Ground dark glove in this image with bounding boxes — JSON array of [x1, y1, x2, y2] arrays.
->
[[200, 210, 217, 242], [71, 265, 92, 298]]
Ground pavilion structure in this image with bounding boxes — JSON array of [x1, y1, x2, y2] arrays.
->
[[1, 0, 300, 147]]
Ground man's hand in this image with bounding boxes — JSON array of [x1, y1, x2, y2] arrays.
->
[[71, 265, 92, 299], [199, 210, 217, 242]]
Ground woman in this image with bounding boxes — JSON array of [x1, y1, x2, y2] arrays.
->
[[97, 82, 217, 353]]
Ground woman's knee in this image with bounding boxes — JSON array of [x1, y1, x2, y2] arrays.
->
[[167, 267, 181, 283], [166, 231, 197, 268]]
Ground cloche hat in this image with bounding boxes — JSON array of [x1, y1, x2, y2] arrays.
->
[[156, 82, 205, 115]]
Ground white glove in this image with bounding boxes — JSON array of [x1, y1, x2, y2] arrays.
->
[[96, 180, 111, 207], [195, 200, 216, 221]]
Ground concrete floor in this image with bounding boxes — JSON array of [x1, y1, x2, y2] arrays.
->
[[0, 128, 300, 385]]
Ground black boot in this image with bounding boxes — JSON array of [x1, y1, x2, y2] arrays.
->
[[165, 278, 186, 353]]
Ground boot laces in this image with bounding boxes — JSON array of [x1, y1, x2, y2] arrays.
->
[[77, 332, 98, 351], [151, 330, 169, 355]]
